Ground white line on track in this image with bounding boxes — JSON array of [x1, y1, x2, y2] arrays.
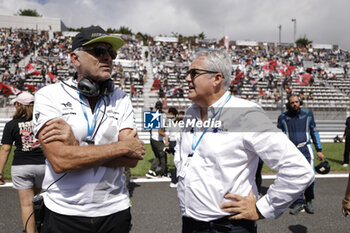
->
[[1, 173, 348, 187]]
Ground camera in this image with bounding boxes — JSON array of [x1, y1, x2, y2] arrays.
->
[[32, 193, 45, 231]]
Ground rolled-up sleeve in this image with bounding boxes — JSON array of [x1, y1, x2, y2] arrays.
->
[[33, 87, 61, 137], [243, 109, 314, 219], [250, 132, 314, 218]]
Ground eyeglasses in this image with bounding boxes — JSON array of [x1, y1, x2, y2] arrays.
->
[[79, 45, 116, 60], [185, 68, 220, 80]]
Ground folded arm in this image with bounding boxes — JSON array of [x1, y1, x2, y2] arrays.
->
[[102, 128, 144, 168], [38, 118, 145, 173]]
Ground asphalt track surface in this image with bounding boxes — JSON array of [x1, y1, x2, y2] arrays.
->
[[1, 176, 350, 233]]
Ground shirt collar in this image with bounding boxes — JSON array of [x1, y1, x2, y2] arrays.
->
[[208, 91, 230, 118], [192, 91, 230, 120]]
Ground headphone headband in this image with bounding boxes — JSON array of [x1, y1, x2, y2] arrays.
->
[[63, 76, 114, 97]]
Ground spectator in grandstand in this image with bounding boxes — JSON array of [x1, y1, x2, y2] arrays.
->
[[33, 25, 145, 233], [340, 116, 350, 167], [342, 172, 350, 216], [0, 92, 45, 233], [146, 101, 169, 178], [144, 50, 149, 61], [299, 89, 307, 101], [277, 94, 325, 215], [176, 49, 314, 233], [343, 63, 348, 78]]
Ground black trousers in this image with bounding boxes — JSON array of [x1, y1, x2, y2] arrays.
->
[[255, 159, 264, 193], [344, 136, 350, 164], [42, 206, 132, 233], [294, 150, 315, 203], [182, 216, 257, 233]]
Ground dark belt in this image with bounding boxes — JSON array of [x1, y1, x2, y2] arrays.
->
[[182, 216, 256, 233]]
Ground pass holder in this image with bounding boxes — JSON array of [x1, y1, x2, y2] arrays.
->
[[84, 136, 95, 145], [179, 152, 194, 178], [79, 92, 102, 146]]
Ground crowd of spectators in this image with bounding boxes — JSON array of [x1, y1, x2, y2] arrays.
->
[[117, 39, 143, 60], [0, 28, 47, 69], [0, 30, 146, 98], [228, 46, 350, 104], [1, 27, 350, 109], [112, 61, 147, 98], [148, 38, 350, 106], [149, 41, 209, 99]]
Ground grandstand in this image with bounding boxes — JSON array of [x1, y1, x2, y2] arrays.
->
[[1, 15, 350, 143]]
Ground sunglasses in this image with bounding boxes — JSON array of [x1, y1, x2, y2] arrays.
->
[[80, 45, 116, 60], [185, 68, 220, 80]]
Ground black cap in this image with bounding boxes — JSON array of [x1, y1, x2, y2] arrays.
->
[[315, 160, 331, 174], [71, 26, 124, 51]]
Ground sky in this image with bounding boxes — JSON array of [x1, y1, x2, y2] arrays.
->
[[0, 0, 350, 50]]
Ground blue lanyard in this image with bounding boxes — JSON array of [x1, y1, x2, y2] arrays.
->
[[191, 94, 231, 154], [79, 93, 103, 142]]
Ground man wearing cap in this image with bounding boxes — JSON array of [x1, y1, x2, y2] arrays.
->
[[33, 26, 145, 233]]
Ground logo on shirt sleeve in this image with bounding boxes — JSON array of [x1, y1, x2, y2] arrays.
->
[[35, 113, 40, 121], [61, 102, 72, 108], [143, 111, 162, 129]]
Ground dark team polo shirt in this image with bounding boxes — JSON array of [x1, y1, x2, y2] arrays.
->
[[1, 118, 45, 165]]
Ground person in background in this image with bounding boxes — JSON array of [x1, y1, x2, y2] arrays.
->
[[164, 107, 179, 187], [0, 92, 45, 233], [342, 172, 350, 216], [340, 116, 350, 167], [146, 101, 168, 178], [277, 94, 325, 215], [255, 158, 264, 197]]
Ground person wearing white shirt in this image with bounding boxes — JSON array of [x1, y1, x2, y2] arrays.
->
[[33, 26, 145, 233], [175, 49, 314, 233]]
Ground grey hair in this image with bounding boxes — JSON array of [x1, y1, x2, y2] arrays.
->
[[194, 49, 232, 90], [73, 49, 83, 56], [71, 49, 83, 69]]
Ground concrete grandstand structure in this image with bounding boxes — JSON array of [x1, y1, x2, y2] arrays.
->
[[0, 14, 67, 33], [0, 15, 350, 143]]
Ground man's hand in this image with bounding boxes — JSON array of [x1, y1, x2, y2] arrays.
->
[[40, 118, 78, 145], [220, 189, 264, 221], [103, 129, 145, 168], [317, 151, 325, 160], [342, 198, 350, 216], [119, 129, 145, 160]]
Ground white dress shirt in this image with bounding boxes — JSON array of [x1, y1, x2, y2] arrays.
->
[[175, 91, 314, 221]]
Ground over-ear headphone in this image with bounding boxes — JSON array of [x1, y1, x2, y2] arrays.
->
[[285, 94, 303, 110], [62, 73, 115, 97], [77, 77, 114, 97]]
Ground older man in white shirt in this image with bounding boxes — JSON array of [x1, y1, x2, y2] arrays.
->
[[174, 49, 314, 233]]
